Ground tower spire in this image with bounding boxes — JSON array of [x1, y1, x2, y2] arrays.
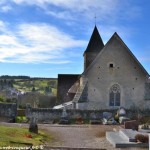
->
[[83, 26, 104, 70]]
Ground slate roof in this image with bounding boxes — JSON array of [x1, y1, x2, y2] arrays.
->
[[84, 25, 104, 55]]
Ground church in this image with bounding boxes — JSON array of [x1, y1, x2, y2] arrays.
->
[[56, 26, 150, 110]]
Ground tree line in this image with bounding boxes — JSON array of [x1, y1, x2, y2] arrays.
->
[[0, 75, 57, 80]]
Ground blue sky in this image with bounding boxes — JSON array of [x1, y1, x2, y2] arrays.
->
[[0, 0, 150, 78]]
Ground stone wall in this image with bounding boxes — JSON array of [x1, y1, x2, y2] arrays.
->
[[25, 105, 150, 123], [84, 33, 149, 109], [0, 103, 17, 118], [145, 82, 150, 100]]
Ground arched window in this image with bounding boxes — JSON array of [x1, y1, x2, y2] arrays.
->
[[109, 84, 120, 106]]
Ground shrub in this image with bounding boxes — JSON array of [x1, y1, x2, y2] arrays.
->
[[143, 135, 149, 143], [0, 97, 4, 102], [16, 116, 27, 123], [135, 134, 149, 143]]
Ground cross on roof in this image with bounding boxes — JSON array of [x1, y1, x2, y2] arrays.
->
[[95, 14, 97, 25]]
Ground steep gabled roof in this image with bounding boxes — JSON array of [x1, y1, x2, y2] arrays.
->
[[84, 26, 104, 55], [83, 32, 149, 76]]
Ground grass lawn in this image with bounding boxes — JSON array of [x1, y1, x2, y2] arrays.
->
[[0, 125, 52, 147]]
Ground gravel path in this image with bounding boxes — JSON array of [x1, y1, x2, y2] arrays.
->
[[40, 125, 148, 150]]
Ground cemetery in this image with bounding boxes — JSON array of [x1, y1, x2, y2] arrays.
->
[[105, 108, 150, 148], [0, 102, 150, 149]]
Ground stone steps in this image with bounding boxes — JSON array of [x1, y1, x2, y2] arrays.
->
[[106, 129, 149, 148], [72, 78, 87, 103]]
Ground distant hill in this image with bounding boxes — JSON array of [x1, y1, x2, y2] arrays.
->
[[13, 78, 57, 95], [0, 76, 58, 108]]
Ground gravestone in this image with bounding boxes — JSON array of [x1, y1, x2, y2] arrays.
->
[[59, 106, 69, 124], [124, 120, 139, 131], [29, 117, 38, 134], [61, 106, 68, 118]]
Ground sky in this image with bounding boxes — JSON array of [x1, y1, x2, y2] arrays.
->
[[0, 0, 150, 78]]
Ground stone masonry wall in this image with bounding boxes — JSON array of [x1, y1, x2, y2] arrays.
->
[[84, 34, 149, 109], [25, 105, 150, 123], [145, 82, 150, 100], [0, 103, 17, 118]]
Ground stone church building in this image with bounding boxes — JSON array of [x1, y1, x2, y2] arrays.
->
[[56, 26, 150, 110]]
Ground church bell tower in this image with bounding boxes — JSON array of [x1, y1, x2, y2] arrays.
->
[[83, 26, 104, 70]]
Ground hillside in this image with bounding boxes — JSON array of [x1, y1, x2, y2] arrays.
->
[[0, 76, 57, 108], [14, 78, 57, 95]]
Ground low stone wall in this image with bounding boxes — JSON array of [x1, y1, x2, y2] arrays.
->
[[25, 105, 150, 123], [26, 105, 116, 122], [0, 103, 17, 118]]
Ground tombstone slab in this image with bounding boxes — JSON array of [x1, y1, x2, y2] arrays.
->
[[124, 120, 139, 131]]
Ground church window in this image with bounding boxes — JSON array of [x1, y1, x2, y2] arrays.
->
[[109, 63, 113, 68], [109, 84, 120, 106]]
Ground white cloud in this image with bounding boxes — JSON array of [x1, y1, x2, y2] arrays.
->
[[0, 0, 143, 64], [46, 10, 74, 20], [9, 0, 141, 22], [1, 5, 12, 12], [0, 22, 86, 64], [19, 23, 85, 49]]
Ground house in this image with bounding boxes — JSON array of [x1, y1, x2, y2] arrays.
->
[[56, 26, 150, 110]]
